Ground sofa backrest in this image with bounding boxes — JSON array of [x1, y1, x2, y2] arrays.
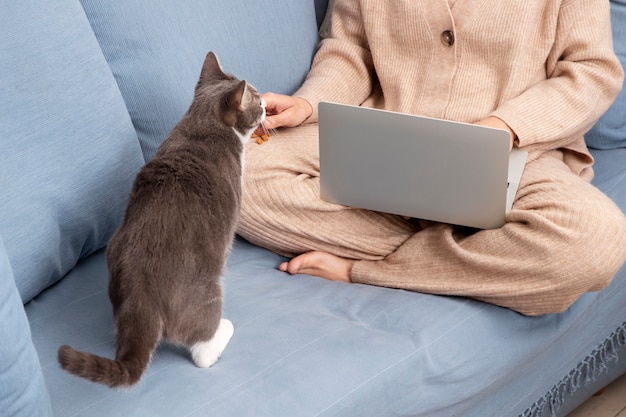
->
[[0, 0, 145, 303], [585, 0, 626, 150], [80, 0, 324, 161], [0, 1, 325, 304]]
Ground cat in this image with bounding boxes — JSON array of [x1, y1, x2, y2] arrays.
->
[[57, 51, 266, 388]]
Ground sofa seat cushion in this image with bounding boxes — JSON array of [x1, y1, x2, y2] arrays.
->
[[27, 234, 626, 417], [0, 0, 145, 302], [80, 0, 321, 161]]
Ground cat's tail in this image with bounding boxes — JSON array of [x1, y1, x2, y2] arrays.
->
[[57, 346, 141, 388], [58, 318, 160, 388]]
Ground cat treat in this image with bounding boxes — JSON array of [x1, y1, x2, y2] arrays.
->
[[252, 130, 272, 144]]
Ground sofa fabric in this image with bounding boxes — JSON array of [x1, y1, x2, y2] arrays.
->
[[80, 0, 322, 161], [1, 0, 624, 416], [0, 236, 52, 417], [26, 228, 626, 417], [586, 0, 626, 149], [0, 0, 145, 303]]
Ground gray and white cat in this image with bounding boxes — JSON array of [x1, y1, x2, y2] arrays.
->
[[58, 52, 265, 388]]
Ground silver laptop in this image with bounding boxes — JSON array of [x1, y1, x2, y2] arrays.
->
[[318, 102, 528, 229]]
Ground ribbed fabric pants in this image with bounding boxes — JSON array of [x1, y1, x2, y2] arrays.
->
[[238, 124, 626, 316]]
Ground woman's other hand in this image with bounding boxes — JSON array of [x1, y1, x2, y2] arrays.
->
[[474, 116, 516, 150]]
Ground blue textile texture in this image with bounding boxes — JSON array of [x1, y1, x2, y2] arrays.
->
[[80, 0, 321, 161], [0, 0, 145, 302], [521, 323, 626, 417], [26, 233, 626, 417], [585, 0, 626, 149], [0, 236, 52, 417]]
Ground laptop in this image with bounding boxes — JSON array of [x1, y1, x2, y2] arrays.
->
[[318, 102, 528, 230]]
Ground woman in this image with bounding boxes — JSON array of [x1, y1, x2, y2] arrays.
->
[[238, 0, 626, 316]]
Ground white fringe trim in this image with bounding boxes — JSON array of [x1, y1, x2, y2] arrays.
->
[[520, 322, 626, 417]]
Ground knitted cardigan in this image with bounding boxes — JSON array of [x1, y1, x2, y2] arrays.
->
[[296, 0, 623, 180]]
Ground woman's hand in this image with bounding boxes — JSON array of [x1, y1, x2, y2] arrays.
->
[[473, 116, 516, 150], [261, 92, 313, 130]]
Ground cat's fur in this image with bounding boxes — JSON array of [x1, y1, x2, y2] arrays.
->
[[57, 52, 265, 388]]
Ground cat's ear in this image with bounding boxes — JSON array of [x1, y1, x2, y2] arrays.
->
[[200, 51, 226, 81], [228, 80, 247, 111], [222, 80, 247, 125]]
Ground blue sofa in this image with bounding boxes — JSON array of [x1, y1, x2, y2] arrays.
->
[[1, 1, 625, 416]]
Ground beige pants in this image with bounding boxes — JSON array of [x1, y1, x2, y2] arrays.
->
[[239, 124, 626, 316]]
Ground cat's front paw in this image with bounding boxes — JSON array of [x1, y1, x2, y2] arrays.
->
[[190, 319, 234, 368]]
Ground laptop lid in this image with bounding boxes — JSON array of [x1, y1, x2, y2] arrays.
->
[[318, 102, 527, 230]]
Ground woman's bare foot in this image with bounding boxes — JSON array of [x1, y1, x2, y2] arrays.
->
[[278, 251, 355, 283]]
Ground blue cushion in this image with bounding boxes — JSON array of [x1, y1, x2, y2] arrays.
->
[[25, 237, 626, 417], [0, 236, 52, 417], [80, 0, 321, 161], [0, 0, 145, 302], [586, 0, 626, 149]]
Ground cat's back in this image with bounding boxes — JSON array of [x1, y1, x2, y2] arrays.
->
[[134, 133, 241, 214], [108, 133, 242, 266]]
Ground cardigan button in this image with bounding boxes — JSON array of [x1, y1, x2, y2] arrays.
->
[[441, 30, 455, 47]]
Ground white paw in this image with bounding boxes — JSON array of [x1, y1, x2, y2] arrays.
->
[[190, 319, 234, 368]]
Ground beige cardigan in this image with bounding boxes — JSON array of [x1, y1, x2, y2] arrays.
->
[[296, 0, 623, 180]]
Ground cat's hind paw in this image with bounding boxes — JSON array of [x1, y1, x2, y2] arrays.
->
[[190, 319, 234, 368]]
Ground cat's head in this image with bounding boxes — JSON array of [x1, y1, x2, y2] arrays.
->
[[193, 51, 265, 139]]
